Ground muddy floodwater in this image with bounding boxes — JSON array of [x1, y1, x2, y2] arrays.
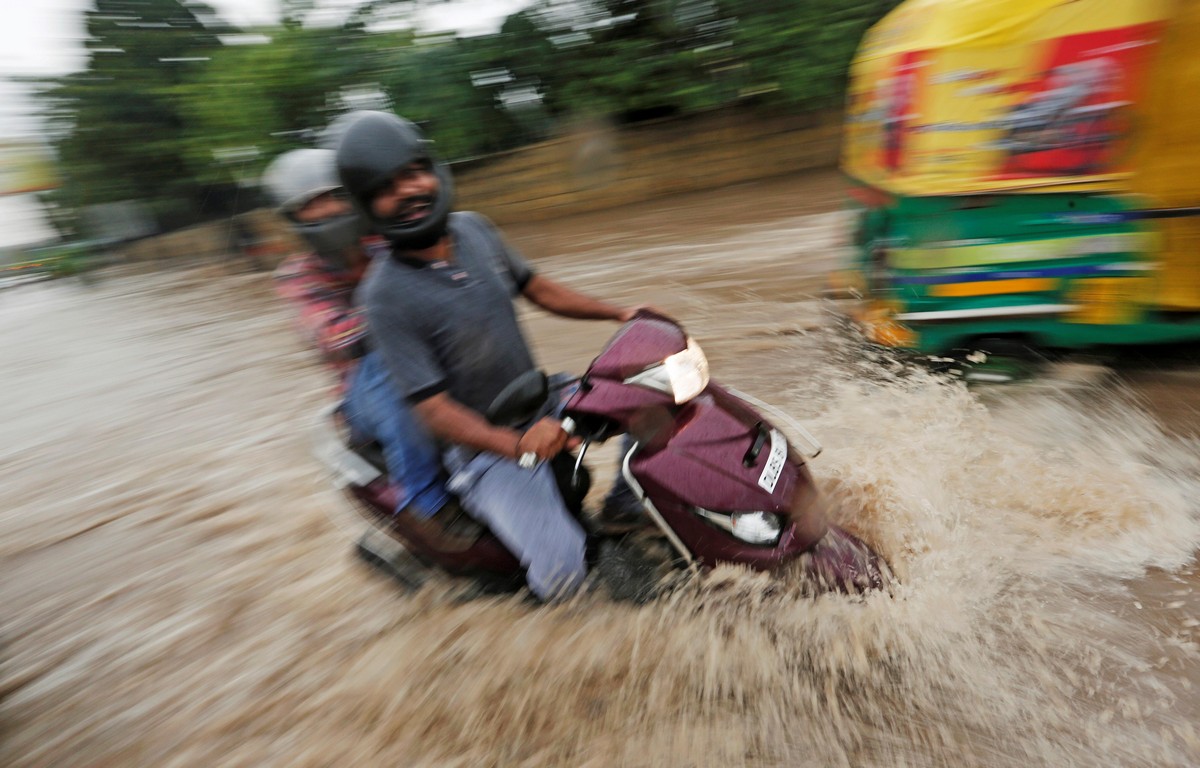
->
[[2, 170, 1199, 767]]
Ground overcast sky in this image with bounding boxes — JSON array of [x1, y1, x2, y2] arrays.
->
[[0, 1, 530, 247], [1, 0, 531, 136]]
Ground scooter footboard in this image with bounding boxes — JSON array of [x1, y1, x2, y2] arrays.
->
[[311, 404, 521, 576]]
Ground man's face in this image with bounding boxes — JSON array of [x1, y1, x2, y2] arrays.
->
[[369, 160, 439, 223], [295, 191, 353, 223]]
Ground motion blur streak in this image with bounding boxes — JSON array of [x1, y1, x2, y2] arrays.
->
[[1, 172, 1198, 766]]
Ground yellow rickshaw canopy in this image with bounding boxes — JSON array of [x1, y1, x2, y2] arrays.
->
[[843, 0, 1175, 196]]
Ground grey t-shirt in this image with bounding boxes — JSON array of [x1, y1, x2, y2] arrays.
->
[[361, 211, 538, 415]]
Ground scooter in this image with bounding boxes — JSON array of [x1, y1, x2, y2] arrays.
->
[[313, 311, 885, 596]]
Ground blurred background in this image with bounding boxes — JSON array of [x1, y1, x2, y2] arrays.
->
[[3, 3, 1200, 767], [0, 0, 899, 269]]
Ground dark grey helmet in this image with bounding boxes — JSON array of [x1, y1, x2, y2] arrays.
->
[[261, 148, 366, 265], [334, 111, 454, 251], [318, 111, 372, 151]]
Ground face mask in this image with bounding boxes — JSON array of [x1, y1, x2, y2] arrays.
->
[[295, 213, 368, 266]]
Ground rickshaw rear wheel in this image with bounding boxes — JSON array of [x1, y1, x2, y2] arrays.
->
[[957, 336, 1045, 383]]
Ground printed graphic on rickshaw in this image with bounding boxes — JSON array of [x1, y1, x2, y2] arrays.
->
[[994, 57, 1131, 175], [879, 54, 923, 172]]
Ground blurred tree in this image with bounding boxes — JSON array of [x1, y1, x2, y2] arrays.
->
[[281, 0, 318, 28], [488, 0, 902, 122], [28, 0, 903, 237], [718, 0, 903, 109], [176, 24, 385, 184], [368, 33, 515, 159], [35, 0, 226, 232], [506, 0, 726, 122]]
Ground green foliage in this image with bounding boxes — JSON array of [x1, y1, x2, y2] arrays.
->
[[498, 0, 903, 120], [376, 36, 526, 158], [37, 0, 224, 231], [176, 24, 385, 184], [720, 0, 903, 109], [506, 0, 729, 120], [34, 0, 903, 235]]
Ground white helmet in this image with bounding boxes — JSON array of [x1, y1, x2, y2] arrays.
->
[[261, 148, 366, 263], [261, 148, 343, 216]]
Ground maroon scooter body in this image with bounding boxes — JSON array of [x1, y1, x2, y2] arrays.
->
[[621, 385, 828, 569], [564, 312, 837, 572]]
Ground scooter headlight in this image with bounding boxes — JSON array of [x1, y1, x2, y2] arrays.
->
[[623, 338, 710, 404], [693, 507, 783, 545]]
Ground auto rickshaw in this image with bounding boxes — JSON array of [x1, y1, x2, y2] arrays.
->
[[834, 0, 1200, 378]]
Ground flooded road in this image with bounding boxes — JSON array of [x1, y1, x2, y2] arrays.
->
[[2, 169, 1198, 766]]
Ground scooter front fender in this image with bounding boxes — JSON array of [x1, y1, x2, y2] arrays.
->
[[628, 385, 828, 570]]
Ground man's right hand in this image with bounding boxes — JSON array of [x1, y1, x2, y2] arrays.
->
[[515, 417, 571, 462]]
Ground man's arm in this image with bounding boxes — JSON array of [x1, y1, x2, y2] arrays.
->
[[414, 393, 570, 461], [521, 274, 636, 322], [363, 284, 574, 461]]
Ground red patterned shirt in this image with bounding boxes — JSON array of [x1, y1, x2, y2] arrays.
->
[[274, 244, 379, 386]]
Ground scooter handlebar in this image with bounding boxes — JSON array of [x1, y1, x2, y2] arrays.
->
[[518, 417, 577, 470]]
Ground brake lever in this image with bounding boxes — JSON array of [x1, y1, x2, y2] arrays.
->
[[743, 421, 768, 468], [572, 438, 590, 489]]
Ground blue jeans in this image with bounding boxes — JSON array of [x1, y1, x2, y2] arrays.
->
[[445, 448, 588, 600], [443, 373, 588, 601], [343, 351, 449, 518]]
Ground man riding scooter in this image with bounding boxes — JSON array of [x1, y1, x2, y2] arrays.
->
[[264, 148, 450, 525], [335, 111, 644, 601]]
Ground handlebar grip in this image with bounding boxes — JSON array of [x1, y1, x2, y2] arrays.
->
[[518, 418, 575, 471]]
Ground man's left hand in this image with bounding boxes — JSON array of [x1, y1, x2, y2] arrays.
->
[[516, 417, 574, 462], [617, 304, 665, 323]]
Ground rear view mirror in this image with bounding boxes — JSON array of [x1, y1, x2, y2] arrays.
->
[[485, 370, 549, 427]]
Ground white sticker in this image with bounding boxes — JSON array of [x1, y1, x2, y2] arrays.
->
[[757, 428, 787, 493]]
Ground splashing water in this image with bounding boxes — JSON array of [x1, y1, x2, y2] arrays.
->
[[2, 175, 1198, 766]]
